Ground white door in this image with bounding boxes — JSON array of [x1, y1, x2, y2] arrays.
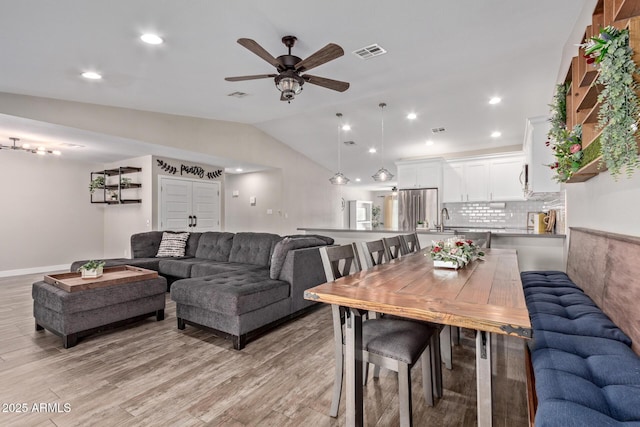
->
[[490, 156, 525, 201], [464, 161, 489, 201], [192, 181, 220, 231], [442, 163, 464, 203], [160, 177, 191, 231], [159, 177, 221, 232]]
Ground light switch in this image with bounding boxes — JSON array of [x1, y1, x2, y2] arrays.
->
[[267, 209, 273, 215], [250, 196, 256, 206], [232, 190, 239, 198]]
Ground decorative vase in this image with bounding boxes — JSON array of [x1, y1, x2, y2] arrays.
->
[[81, 266, 103, 279], [433, 260, 460, 270]]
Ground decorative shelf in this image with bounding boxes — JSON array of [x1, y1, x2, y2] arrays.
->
[[566, 156, 606, 183], [90, 166, 142, 205]]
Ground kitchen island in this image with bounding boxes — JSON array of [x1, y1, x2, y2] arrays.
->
[[298, 227, 566, 271]]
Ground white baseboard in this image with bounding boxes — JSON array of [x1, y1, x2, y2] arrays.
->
[[0, 264, 69, 278]]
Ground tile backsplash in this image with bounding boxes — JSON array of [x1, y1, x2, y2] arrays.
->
[[443, 193, 565, 231]]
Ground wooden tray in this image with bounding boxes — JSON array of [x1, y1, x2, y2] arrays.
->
[[44, 265, 158, 293]]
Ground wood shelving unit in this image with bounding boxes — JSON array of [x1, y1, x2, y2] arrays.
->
[[564, 0, 640, 183], [90, 166, 142, 204]]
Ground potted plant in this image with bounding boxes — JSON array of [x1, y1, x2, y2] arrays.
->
[[120, 177, 132, 188], [89, 176, 105, 194], [77, 260, 106, 279]]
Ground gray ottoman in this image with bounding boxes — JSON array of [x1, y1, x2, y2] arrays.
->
[[33, 276, 166, 348]]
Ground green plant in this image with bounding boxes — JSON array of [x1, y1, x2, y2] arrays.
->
[[120, 177, 132, 188], [594, 27, 640, 178], [428, 238, 484, 268], [548, 82, 568, 143], [89, 176, 105, 194], [77, 260, 105, 272], [581, 136, 602, 167], [546, 124, 583, 182]]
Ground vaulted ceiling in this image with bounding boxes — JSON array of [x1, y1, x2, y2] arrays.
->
[[0, 0, 594, 187]]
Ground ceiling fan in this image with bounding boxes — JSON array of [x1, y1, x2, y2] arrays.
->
[[225, 36, 350, 102]]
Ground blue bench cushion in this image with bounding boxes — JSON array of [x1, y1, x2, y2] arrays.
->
[[531, 331, 640, 424]]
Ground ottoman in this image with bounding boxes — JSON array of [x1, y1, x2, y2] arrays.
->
[[33, 273, 166, 348]]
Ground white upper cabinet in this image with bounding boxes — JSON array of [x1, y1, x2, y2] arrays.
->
[[442, 154, 525, 202], [523, 116, 560, 195], [396, 160, 442, 189], [489, 156, 525, 201]]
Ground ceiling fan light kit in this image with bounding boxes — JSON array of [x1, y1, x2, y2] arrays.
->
[[225, 35, 349, 102]]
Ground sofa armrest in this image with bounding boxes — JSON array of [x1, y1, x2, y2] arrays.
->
[[279, 246, 327, 313]]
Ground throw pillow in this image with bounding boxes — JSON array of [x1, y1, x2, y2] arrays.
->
[[156, 232, 190, 257]]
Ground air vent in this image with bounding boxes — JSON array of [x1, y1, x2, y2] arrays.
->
[[343, 140, 356, 146], [352, 44, 387, 60], [431, 127, 446, 134], [227, 91, 249, 98]]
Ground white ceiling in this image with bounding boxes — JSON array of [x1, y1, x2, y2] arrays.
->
[[0, 0, 592, 186]]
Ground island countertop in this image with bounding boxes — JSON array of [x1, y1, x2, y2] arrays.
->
[[297, 226, 565, 238]]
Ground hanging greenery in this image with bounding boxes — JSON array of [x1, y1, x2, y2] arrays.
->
[[593, 27, 640, 178], [548, 82, 568, 142], [546, 83, 584, 182]]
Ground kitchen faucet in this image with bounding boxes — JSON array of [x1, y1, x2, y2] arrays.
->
[[439, 207, 450, 232]]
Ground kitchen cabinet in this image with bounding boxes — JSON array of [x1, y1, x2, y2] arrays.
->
[[396, 159, 442, 189], [523, 116, 560, 195], [489, 156, 525, 200], [443, 154, 524, 202]]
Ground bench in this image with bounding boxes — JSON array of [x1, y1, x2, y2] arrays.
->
[[523, 228, 640, 426]]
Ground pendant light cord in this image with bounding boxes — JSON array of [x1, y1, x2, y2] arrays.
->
[[379, 102, 386, 168], [336, 113, 342, 172]]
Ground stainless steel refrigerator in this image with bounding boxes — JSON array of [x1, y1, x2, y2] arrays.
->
[[397, 188, 439, 230]]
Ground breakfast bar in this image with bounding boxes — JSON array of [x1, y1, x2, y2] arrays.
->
[[304, 247, 532, 427]]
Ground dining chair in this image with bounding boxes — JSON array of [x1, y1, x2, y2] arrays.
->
[[319, 244, 442, 425], [359, 239, 391, 269], [383, 235, 404, 260], [400, 232, 421, 255]]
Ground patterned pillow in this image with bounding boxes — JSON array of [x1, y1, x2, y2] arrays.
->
[[156, 232, 190, 257]]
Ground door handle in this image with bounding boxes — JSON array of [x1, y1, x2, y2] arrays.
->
[[193, 215, 197, 227], [188, 215, 193, 227]]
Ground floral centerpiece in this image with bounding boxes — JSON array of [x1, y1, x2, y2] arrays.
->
[[428, 238, 485, 269]]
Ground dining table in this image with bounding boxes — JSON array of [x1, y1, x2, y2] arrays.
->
[[304, 247, 532, 427]]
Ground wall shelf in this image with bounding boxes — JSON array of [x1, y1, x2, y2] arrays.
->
[[90, 166, 142, 204]]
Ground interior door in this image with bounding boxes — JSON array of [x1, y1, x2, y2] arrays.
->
[[160, 177, 192, 231], [192, 181, 221, 231]]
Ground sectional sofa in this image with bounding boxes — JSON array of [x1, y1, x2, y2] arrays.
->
[[71, 231, 332, 349]]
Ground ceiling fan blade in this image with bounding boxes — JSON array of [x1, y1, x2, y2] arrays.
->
[[237, 38, 282, 69], [302, 74, 350, 92], [294, 43, 344, 72], [225, 74, 277, 82]]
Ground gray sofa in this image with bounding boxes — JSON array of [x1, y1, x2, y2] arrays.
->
[[71, 231, 332, 349]]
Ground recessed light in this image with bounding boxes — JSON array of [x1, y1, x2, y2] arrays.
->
[[368, 147, 377, 153], [426, 140, 434, 146], [140, 33, 163, 45], [489, 97, 501, 105], [81, 71, 102, 80], [342, 124, 351, 131], [235, 168, 243, 172], [355, 178, 361, 182], [491, 131, 502, 138], [407, 113, 417, 120]]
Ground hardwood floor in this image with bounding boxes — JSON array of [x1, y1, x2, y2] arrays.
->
[[0, 273, 529, 426]]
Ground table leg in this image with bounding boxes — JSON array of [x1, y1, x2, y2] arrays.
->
[[475, 330, 493, 427], [345, 307, 364, 427]]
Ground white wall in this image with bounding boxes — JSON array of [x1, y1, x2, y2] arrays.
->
[[103, 156, 153, 258], [225, 170, 283, 233], [565, 170, 640, 237], [0, 153, 104, 275]]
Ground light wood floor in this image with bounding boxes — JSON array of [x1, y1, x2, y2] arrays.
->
[[0, 273, 529, 426]]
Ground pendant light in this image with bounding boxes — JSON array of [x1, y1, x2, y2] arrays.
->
[[372, 102, 394, 182], [329, 113, 350, 185]]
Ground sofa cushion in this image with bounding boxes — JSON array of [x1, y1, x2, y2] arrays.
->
[[158, 258, 207, 278], [156, 232, 190, 257], [269, 236, 329, 279], [194, 232, 235, 261], [131, 231, 164, 258], [170, 270, 290, 316], [228, 232, 282, 266], [190, 261, 265, 278]]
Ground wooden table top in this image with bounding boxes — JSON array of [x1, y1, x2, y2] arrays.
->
[[44, 266, 158, 292], [304, 248, 532, 338]]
